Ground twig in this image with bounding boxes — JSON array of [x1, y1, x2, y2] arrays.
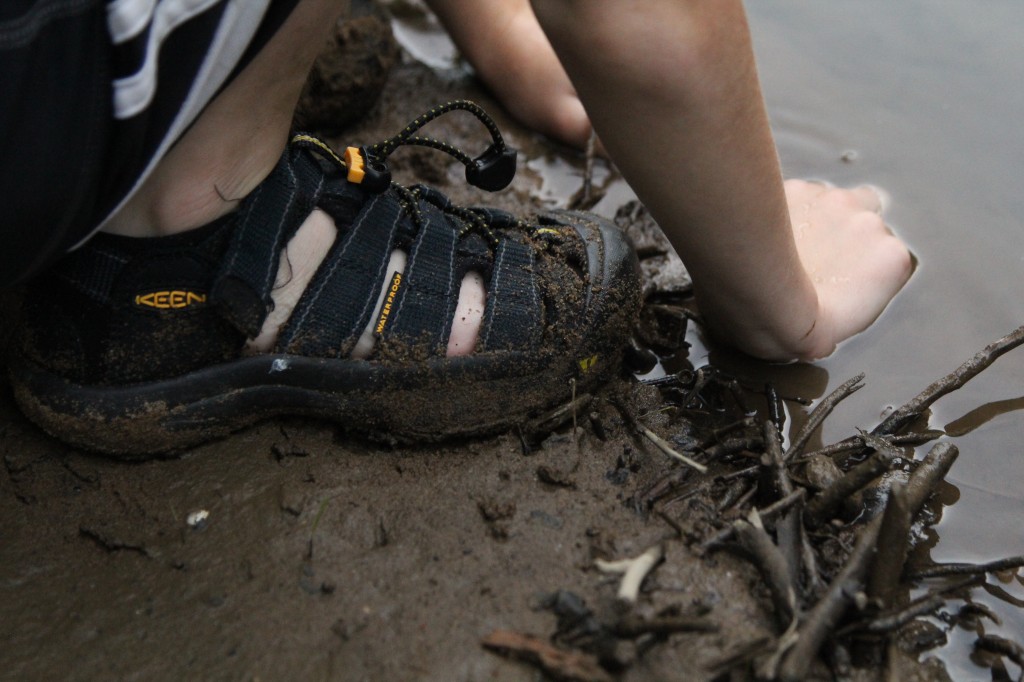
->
[[482, 629, 613, 682], [800, 528, 826, 599], [849, 574, 984, 639], [524, 392, 594, 436], [642, 469, 695, 506], [840, 594, 946, 636], [700, 416, 757, 449], [655, 510, 684, 538], [703, 436, 763, 461], [797, 431, 943, 463], [874, 325, 1024, 436], [734, 518, 797, 630], [778, 515, 883, 682], [866, 482, 912, 608], [717, 478, 754, 512], [638, 424, 708, 474], [700, 488, 807, 551], [766, 383, 786, 436], [595, 544, 664, 603], [763, 420, 803, 588], [764, 420, 795, 498], [307, 497, 331, 560], [726, 483, 758, 513], [857, 428, 906, 460], [887, 430, 947, 446], [570, 378, 578, 437], [796, 438, 866, 463], [718, 464, 760, 482], [79, 526, 152, 557], [904, 442, 959, 516], [786, 374, 865, 461], [758, 488, 809, 526], [907, 554, 1024, 580], [975, 635, 1024, 669], [915, 573, 984, 598], [805, 450, 898, 527], [618, 545, 664, 603]]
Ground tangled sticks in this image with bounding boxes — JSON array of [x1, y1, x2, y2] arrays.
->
[[482, 324, 1024, 681], [697, 324, 1024, 680]]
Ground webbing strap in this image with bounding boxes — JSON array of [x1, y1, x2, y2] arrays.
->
[[479, 238, 541, 351], [381, 201, 459, 352], [276, 192, 403, 356], [211, 146, 324, 337]]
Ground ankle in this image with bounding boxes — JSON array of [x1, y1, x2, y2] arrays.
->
[[102, 137, 286, 238]]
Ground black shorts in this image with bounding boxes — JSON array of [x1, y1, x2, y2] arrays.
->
[[0, 0, 299, 286]]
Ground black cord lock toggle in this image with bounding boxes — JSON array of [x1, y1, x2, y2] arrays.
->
[[465, 144, 517, 192]]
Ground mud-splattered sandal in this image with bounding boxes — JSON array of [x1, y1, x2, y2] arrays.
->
[[11, 101, 641, 457]]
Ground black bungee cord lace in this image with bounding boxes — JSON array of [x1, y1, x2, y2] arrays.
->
[[291, 100, 522, 247]]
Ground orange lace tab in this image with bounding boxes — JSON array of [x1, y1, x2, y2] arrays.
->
[[344, 146, 366, 184]]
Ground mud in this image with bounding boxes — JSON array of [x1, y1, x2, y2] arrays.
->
[[293, 0, 401, 135], [0, 12, 999, 682]]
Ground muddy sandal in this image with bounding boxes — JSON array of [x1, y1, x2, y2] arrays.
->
[[11, 101, 641, 457]]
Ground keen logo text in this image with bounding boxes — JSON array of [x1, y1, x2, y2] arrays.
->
[[375, 271, 403, 335], [134, 290, 208, 309]]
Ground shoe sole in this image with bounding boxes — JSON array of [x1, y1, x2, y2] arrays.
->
[[10, 214, 640, 457]]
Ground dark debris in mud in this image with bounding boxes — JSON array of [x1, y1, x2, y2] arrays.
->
[[481, 305, 1024, 681]]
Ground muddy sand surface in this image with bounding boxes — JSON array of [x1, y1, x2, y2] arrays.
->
[[0, 37, 997, 682]]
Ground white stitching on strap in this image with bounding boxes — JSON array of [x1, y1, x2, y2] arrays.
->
[[441, 220, 456, 340], [480, 241, 507, 347]]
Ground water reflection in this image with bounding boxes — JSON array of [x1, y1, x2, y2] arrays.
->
[[945, 396, 1024, 437]]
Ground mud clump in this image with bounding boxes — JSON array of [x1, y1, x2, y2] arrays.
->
[[293, 0, 400, 135]]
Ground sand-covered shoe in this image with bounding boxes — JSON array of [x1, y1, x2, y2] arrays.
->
[[11, 101, 641, 457]]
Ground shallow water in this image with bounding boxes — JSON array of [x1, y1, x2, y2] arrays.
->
[[746, 4, 1024, 676], [392, 2, 1024, 676]]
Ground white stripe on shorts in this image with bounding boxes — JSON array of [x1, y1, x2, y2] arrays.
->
[[82, 0, 271, 247]]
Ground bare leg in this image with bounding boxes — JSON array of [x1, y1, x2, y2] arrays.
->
[[104, 0, 346, 238]]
